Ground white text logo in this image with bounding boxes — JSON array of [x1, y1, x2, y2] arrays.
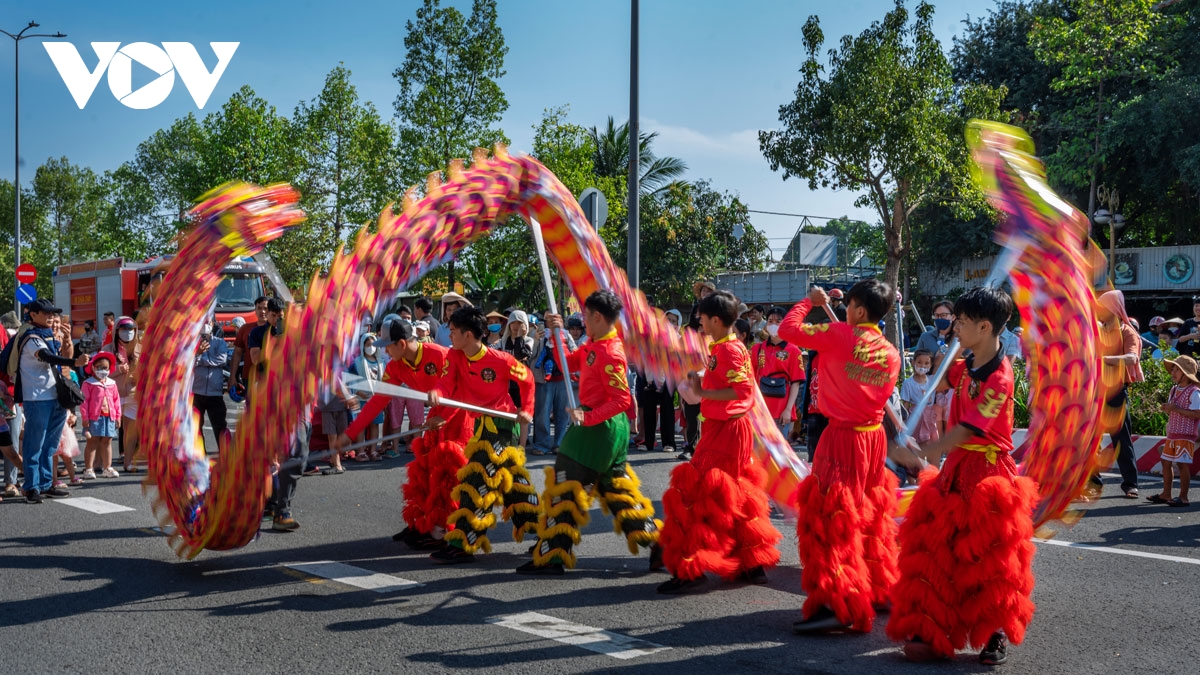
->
[[43, 42, 239, 110]]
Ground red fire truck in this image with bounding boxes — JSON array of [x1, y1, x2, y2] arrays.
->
[[53, 256, 276, 343]]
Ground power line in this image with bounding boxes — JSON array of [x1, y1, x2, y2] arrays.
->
[[747, 209, 843, 220]]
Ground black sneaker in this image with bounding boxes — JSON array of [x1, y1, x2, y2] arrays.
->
[[979, 631, 1008, 665], [516, 560, 565, 575], [25, 490, 44, 504], [792, 606, 849, 634], [657, 575, 706, 595], [676, 448, 693, 461], [407, 533, 446, 551], [430, 545, 476, 565], [648, 543, 665, 571], [42, 486, 70, 498], [739, 566, 768, 585], [392, 526, 415, 543]]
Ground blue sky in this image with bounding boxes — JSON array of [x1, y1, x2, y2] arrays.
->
[[0, 0, 998, 260]]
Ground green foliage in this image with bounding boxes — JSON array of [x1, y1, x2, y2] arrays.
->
[[760, 0, 1004, 346], [588, 117, 688, 195], [627, 181, 772, 307], [1029, 0, 1182, 213], [1128, 354, 1175, 436], [291, 64, 398, 279], [393, 0, 509, 188]]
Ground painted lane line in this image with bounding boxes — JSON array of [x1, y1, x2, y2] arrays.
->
[[284, 561, 422, 593], [488, 611, 669, 660], [55, 497, 135, 514], [1034, 538, 1200, 566]]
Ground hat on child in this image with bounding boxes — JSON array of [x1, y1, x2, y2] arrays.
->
[[86, 351, 118, 377], [1164, 355, 1200, 386]]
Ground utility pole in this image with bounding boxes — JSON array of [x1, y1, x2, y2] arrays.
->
[[2, 21, 67, 312], [627, 0, 640, 289]]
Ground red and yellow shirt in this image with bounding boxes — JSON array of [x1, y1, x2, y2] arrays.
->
[[779, 299, 898, 425], [947, 352, 1014, 455], [700, 334, 755, 420], [562, 329, 632, 426], [434, 345, 534, 419], [751, 339, 805, 418], [345, 343, 449, 440]]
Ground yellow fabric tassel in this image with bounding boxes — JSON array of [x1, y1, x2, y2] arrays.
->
[[455, 461, 510, 491], [444, 529, 492, 555], [446, 506, 497, 532], [533, 545, 577, 570], [505, 502, 540, 541], [450, 483, 500, 511]]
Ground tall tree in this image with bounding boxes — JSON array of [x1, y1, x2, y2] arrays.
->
[[759, 0, 1003, 345], [293, 63, 397, 278], [0, 180, 50, 306], [632, 181, 773, 307], [393, 0, 509, 288], [588, 117, 688, 195], [31, 157, 109, 266], [131, 113, 209, 234], [1029, 0, 1179, 221]]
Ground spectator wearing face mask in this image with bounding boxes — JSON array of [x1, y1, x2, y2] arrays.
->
[[192, 322, 229, 452], [103, 316, 141, 473], [915, 301, 955, 357], [485, 311, 508, 348], [752, 307, 806, 439]]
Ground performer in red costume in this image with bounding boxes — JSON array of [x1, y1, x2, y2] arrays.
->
[[427, 307, 537, 564], [335, 319, 472, 550], [888, 286, 1036, 666], [657, 290, 782, 594], [516, 290, 662, 576], [782, 279, 900, 634]]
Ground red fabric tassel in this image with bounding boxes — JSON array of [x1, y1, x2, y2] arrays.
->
[[888, 467, 1038, 656], [732, 461, 782, 571], [861, 471, 900, 607], [660, 460, 780, 581], [794, 475, 876, 631], [415, 440, 468, 533]]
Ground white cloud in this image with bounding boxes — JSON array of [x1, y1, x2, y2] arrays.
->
[[641, 118, 762, 161]]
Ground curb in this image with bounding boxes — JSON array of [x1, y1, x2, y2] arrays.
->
[[1013, 430, 1199, 475]]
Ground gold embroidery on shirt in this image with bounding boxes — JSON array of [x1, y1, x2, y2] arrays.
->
[[977, 388, 1007, 419]]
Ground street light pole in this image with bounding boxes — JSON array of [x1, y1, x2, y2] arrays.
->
[[627, 0, 640, 289], [1, 21, 67, 313]]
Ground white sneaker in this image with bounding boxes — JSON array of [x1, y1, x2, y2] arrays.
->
[[82, 469, 97, 480], [102, 467, 120, 478]]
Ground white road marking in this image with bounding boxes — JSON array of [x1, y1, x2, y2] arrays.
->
[[56, 497, 135, 514], [1035, 538, 1200, 566], [488, 611, 669, 660], [284, 561, 422, 593]]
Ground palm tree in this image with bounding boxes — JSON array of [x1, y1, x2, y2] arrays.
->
[[588, 117, 688, 195]]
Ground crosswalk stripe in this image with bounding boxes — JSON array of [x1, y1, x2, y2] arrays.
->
[[283, 561, 422, 592], [1035, 538, 1200, 565], [55, 497, 135, 514], [488, 611, 669, 660]]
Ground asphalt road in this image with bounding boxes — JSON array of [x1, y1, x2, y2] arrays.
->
[[2, 407, 1198, 675]]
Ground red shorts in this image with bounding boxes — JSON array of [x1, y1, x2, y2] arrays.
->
[[692, 416, 753, 477], [811, 420, 888, 495]]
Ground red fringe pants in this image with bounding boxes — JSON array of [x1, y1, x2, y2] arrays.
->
[[400, 409, 470, 534], [886, 453, 1038, 657], [795, 421, 898, 632], [660, 416, 782, 580]]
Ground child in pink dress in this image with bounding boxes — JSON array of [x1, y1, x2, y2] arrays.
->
[[81, 352, 122, 479]]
